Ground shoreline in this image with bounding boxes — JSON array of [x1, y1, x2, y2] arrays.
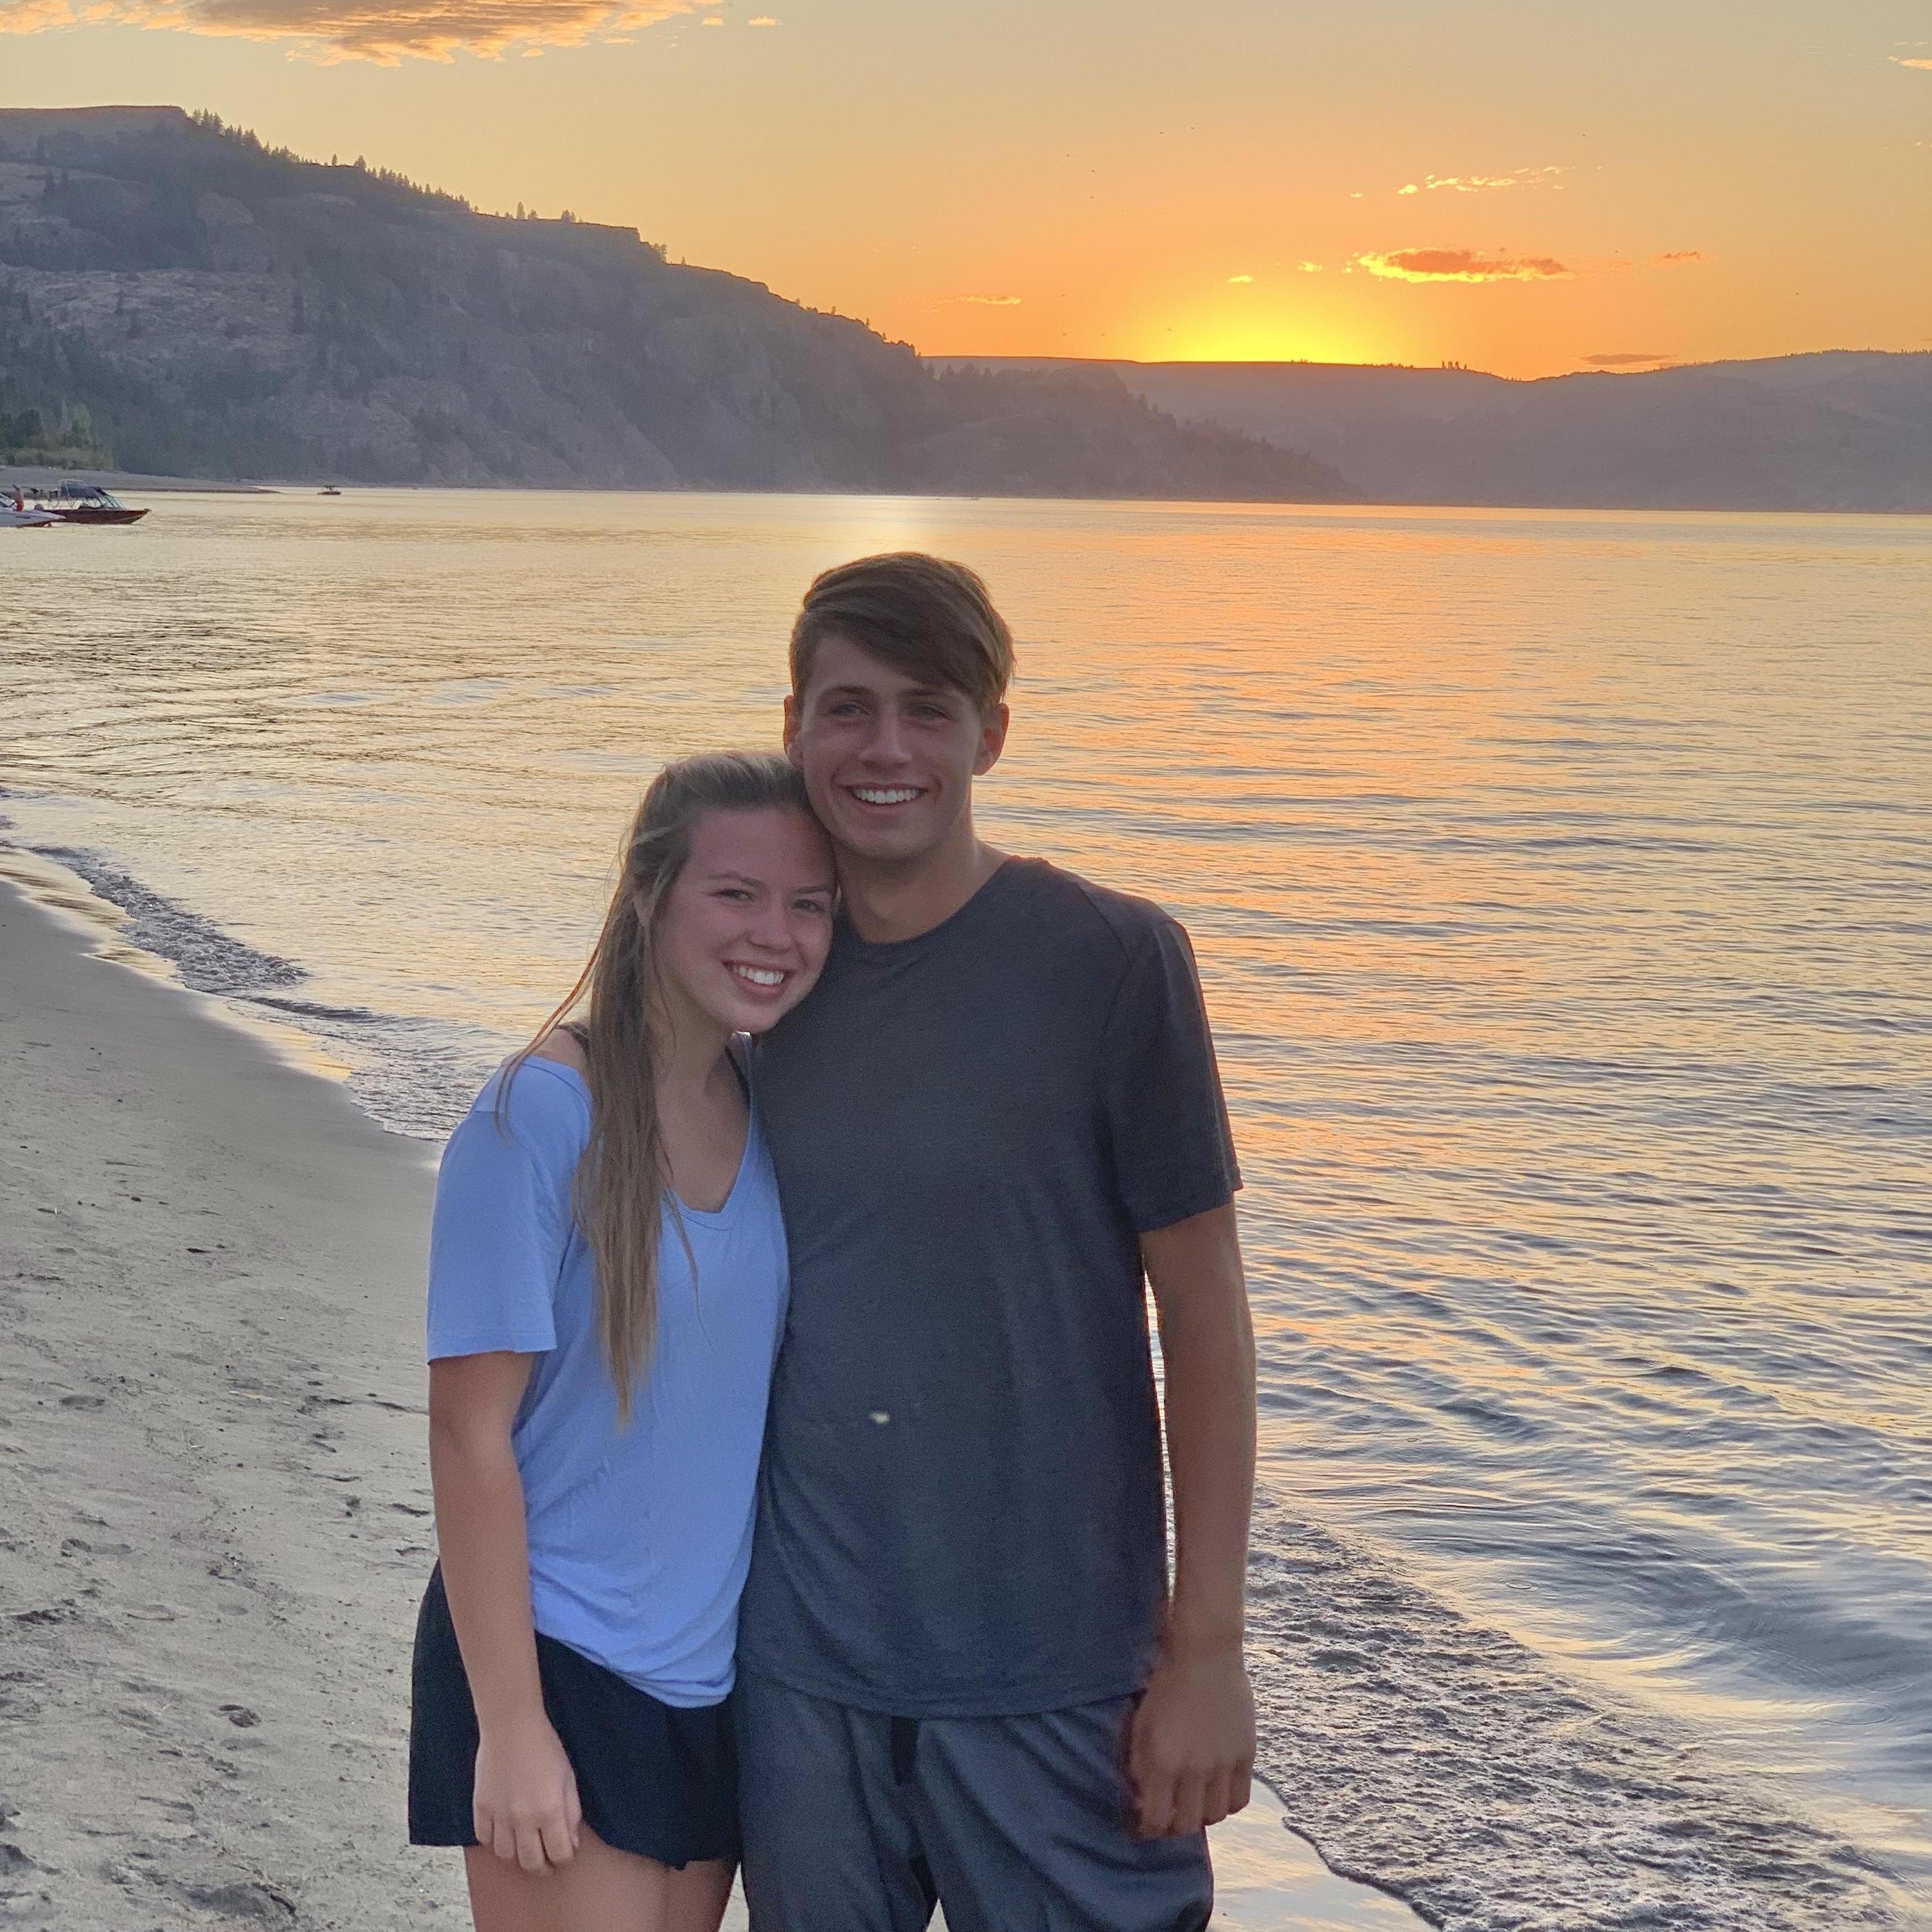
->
[[6, 465, 1928, 517], [0, 463, 276, 496], [0, 868, 1418, 1931]]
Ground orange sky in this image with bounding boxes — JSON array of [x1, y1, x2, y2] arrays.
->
[[3, 1, 1928, 377]]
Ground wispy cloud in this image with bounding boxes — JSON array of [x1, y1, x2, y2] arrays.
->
[[1227, 274, 1253, 284], [949, 294, 1022, 307], [1296, 260, 1325, 273], [1890, 54, 1932, 69], [1585, 352, 1671, 366], [0, 0, 93, 24], [1357, 248, 1570, 283], [0, 0, 702, 63], [1652, 250, 1703, 265], [1396, 166, 1567, 196]]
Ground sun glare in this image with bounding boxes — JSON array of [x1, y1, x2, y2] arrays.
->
[[1125, 296, 1397, 368], [1143, 322, 1387, 366]]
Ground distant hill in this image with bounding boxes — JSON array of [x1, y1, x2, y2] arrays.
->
[[0, 107, 1348, 501], [931, 354, 1932, 514]]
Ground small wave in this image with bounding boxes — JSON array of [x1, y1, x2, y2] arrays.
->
[[14, 841, 500, 1142], [241, 992, 389, 1026], [1248, 1496, 1910, 1930], [28, 845, 306, 997]]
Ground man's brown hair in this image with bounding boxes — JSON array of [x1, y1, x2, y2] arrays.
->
[[790, 553, 1015, 717]]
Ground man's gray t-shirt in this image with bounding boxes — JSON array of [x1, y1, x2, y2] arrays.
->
[[741, 857, 1240, 1718]]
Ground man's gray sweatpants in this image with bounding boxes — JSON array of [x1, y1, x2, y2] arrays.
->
[[736, 1672, 1213, 1932]]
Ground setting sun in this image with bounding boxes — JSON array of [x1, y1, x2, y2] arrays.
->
[[1131, 303, 1399, 369]]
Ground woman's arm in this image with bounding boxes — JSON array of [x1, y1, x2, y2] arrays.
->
[[428, 1350, 582, 1874]]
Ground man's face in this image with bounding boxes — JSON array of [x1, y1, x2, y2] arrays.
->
[[784, 633, 1008, 867]]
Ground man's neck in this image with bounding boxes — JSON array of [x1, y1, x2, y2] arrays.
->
[[839, 828, 1009, 945]]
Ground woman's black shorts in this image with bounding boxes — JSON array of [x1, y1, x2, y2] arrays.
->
[[407, 1566, 738, 1870]]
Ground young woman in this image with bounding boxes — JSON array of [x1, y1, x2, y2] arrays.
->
[[408, 752, 835, 1932]]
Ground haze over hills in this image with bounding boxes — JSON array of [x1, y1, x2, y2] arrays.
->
[[0, 106, 1345, 501], [931, 355, 1932, 514]]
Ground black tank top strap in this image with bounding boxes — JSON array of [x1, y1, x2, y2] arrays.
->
[[557, 1020, 749, 1100]]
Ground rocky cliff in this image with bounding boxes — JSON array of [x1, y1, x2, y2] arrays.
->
[[0, 107, 1348, 501]]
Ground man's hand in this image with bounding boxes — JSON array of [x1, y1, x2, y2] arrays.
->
[[1125, 1641, 1255, 1839]]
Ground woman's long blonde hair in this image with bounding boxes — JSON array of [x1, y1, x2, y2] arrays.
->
[[501, 751, 812, 1419]]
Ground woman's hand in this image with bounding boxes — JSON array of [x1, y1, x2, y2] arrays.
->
[[474, 1711, 584, 1873]]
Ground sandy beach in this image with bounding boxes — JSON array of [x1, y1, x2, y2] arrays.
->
[[0, 467, 274, 497], [0, 873, 462, 1928]]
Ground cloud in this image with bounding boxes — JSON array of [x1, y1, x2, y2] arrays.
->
[[1652, 250, 1703, 265], [1397, 166, 1567, 196], [1227, 274, 1252, 284], [1296, 259, 1325, 273], [1357, 248, 1570, 283], [0, 0, 704, 62], [0, 0, 93, 23], [950, 294, 1022, 307], [1890, 55, 1932, 69], [1584, 352, 1671, 366], [746, 11, 776, 19]]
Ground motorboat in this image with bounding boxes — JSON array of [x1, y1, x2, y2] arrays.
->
[[2, 491, 57, 529], [33, 481, 149, 525]]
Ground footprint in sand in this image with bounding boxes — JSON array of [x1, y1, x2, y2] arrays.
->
[[172, 1879, 295, 1921], [12, 1602, 78, 1627]]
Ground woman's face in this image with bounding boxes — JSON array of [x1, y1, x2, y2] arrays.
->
[[654, 805, 836, 1036]]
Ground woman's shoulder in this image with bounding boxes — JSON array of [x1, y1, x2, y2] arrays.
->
[[459, 1041, 593, 1160], [530, 1024, 591, 1081]]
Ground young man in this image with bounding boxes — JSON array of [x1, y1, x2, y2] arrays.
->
[[740, 553, 1257, 1931]]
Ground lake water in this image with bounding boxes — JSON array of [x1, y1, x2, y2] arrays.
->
[[3, 490, 1928, 1929]]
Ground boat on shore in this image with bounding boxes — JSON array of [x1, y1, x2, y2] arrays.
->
[[30, 482, 149, 526]]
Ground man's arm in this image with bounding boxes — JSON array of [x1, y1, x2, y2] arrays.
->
[[1127, 1201, 1257, 1839]]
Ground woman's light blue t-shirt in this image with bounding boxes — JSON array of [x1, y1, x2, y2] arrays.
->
[[425, 1055, 787, 1708]]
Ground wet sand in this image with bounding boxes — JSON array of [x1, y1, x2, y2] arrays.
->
[[0, 871, 1416, 1930]]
